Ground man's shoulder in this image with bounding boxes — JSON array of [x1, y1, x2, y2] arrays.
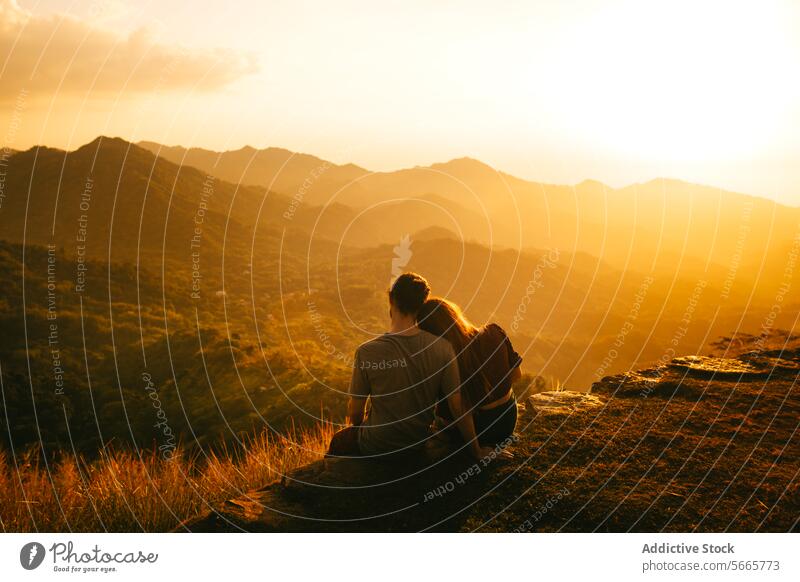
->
[[357, 331, 453, 356], [355, 334, 399, 357], [417, 330, 456, 358], [354, 337, 382, 359], [395, 329, 454, 354]]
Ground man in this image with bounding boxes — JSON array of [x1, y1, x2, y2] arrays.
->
[[327, 272, 490, 460]]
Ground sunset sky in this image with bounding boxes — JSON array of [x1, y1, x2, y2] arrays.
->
[[2, 0, 799, 204]]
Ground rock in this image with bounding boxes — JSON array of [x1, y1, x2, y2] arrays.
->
[[668, 355, 768, 380], [739, 351, 800, 377], [527, 390, 603, 415], [591, 351, 800, 399], [591, 369, 664, 398]]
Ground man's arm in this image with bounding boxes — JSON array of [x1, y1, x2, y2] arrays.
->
[[348, 347, 370, 426], [347, 396, 367, 426]]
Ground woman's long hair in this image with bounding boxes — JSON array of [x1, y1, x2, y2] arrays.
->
[[417, 297, 490, 408]]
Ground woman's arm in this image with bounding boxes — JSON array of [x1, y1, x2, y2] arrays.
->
[[490, 323, 523, 378]]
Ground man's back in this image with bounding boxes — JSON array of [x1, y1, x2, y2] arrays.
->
[[351, 330, 459, 455]]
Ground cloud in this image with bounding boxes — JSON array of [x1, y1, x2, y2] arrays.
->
[[0, 0, 257, 101]]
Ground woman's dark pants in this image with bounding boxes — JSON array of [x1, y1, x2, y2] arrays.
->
[[474, 396, 517, 446]]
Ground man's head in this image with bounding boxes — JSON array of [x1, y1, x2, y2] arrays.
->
[[388, 272, 430, 319]]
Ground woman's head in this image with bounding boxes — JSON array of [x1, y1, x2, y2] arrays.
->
[[418, 297, 488, 407], [417, 297, 477, 348]]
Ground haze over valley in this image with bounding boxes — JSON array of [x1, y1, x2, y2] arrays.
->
[[1, 136, 798, 454]]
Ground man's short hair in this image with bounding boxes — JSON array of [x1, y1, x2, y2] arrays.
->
[[389, 272, 430, 315]]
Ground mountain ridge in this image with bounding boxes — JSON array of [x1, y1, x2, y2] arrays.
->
[[7, 136, 796, 211]]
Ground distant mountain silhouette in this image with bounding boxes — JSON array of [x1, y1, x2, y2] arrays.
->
[[139, 140, 800, 277], [137, 140, 370, 207], [1, 137, 266, 261], [5, 136, 798, 311], [412, 225, 460, 242], [1, 136, 797, 401]]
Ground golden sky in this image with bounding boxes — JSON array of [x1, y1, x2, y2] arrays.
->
[[2, 0, 799, 205]]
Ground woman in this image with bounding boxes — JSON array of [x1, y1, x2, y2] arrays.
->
[[417, 297, 522, 446]]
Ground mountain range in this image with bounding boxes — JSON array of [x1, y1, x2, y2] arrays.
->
[[137, 139, 800, 278], [0, 136, 798, 454]]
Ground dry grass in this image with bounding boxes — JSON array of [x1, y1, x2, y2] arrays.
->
[[0, 423, 334, 532]]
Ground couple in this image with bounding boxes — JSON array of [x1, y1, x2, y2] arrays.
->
[[328, 272, 522, 461]]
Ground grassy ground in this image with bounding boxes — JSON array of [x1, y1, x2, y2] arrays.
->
[[2, 355, 798, 532], [0, 424, 333, 532], [465, 362, 799, 532]]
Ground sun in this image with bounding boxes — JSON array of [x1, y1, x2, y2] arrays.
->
[[541, 0, 798, 163]]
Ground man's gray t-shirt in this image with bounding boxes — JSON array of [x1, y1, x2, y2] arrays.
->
[[349, 330, 459, 455]]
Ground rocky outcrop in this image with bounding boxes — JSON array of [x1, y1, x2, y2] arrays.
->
[[528, 390, 603, 415], [591, 349, 800, 399]]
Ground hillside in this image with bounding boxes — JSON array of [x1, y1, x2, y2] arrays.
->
[[3, 347, 795, 533], [1, 135, 798, 457], [183, 347, 799, 532], [2, 138, 247, 261]]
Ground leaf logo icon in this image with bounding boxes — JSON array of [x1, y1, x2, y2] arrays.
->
[[20, 542, 46, 570], [390, 234, 413, 283]]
